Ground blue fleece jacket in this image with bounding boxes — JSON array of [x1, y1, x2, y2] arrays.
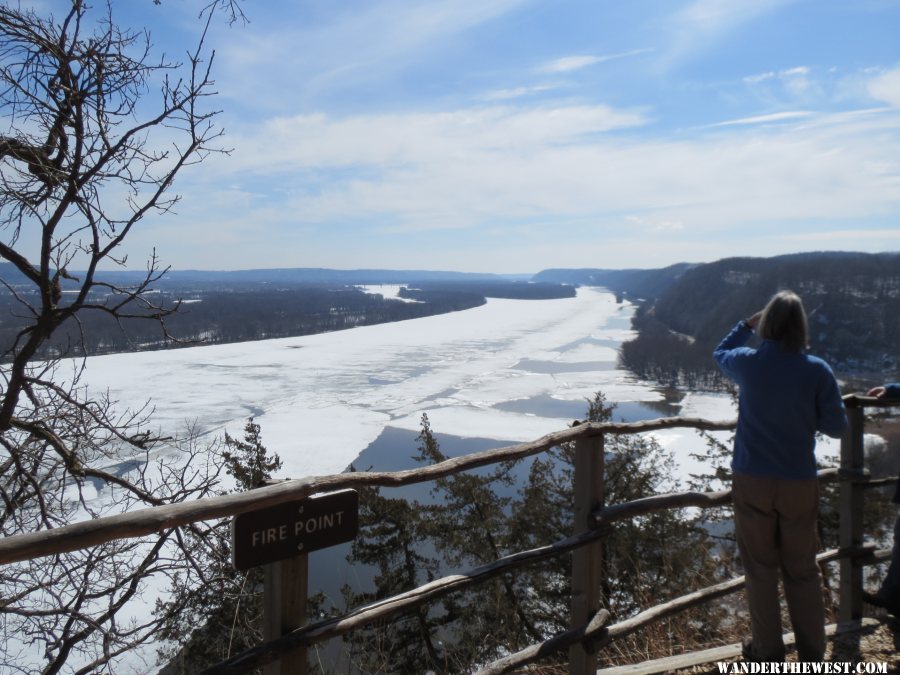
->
[[713, 321, 847, 480]]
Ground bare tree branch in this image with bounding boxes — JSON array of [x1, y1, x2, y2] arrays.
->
[[0, 1, 232, 670]]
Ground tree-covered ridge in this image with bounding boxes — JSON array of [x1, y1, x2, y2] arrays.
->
[[0, 262, 524, 289], [618, 252, 900, 387]]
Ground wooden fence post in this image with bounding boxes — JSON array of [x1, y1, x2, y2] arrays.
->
[[569, 432, 604, 675], [838, 402, 865, 623], [263, 554, 309, 675]]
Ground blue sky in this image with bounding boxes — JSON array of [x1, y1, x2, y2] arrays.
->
[[60, 1, 900, 272]]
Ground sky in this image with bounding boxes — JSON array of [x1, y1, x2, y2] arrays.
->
[[31, 1, 900, 272]]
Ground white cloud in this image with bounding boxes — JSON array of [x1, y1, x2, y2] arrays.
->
[[223, 104, 649, 173], [782, 66, 810, 77], [744, 72, 776, 84], [678, 0, 797, 32], [712, 111, 814, 127], [482, 84, 560, 101], [538, 49, 652, 74], [212, 0, 535, 111], [869, 66, 900, 108], [539, 55, 604, 74], [738, 65, 830, 108], [173, 102, 900, 256], [744, 67, 809, 86], [662, 0, 801, 69]]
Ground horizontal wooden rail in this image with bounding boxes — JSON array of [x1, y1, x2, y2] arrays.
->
[[0, 416, 735, 565], [0, 399, 891, 568], [195, 470, 879, 674], [476, 609, 612, 675], [843, 393, 900, 409], [198, 523, 616, 674], [591, 468, 877, 528], [477, 545, 887, 675]]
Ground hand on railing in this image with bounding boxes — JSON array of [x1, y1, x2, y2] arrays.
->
[[842, 391, 900, 407]]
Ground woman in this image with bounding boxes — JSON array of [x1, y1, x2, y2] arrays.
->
[[713, 291, 847, 662]]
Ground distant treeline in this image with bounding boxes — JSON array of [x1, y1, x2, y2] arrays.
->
[[399, 281, 576, 302], [0, 280, 575, 359]]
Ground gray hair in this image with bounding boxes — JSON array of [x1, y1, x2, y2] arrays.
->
[[758, 290, 809, 353]]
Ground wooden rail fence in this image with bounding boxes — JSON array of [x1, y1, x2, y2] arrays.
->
[[0, 394, 897, 674]]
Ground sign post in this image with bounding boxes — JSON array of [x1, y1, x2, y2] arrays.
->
[[263, 556, 308, 675], [233, 489, 359, 674]]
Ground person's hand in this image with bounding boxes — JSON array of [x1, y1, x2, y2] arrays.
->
[[746, 311, 763, 329], [867, 386, 887, 398]]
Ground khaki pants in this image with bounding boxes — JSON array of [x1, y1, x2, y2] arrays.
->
[[732, 472, 826, 662]]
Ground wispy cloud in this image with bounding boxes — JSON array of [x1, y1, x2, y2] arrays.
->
[[540, 55, 603, 74], [661, 0, 801, 69], [741, 66, 819, 102], [219, 104, 648, 178], [175, 103, 900, 248], [212, 0, 536, 112], [744, 72, 777, 85], [782, 66, 810, 77], [711, 111, 815, 127], [744, 67, 809, 85], [677, 0, 798, 34], [482, 84, 560, 101], [869, 66, 900, 107], [538, 48, 652, 74]]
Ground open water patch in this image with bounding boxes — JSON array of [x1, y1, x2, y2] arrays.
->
[[347, 425, 518, 473], [612, 399, 681, 421], [513, 358, 617, 374], [604, 314, 634, 330], [494, 395, 680, 422], [367, 375, 399, 385], [556, 336, 623, 352]]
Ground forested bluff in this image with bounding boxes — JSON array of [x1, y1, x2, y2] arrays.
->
[[2, 251, 898, 389], [536, 251, 900, 387]]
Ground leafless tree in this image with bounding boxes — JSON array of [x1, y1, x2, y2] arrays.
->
[[0, 1, 236, 671]]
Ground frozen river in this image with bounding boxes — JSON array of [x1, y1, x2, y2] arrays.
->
[[80, 286, 739, 483]]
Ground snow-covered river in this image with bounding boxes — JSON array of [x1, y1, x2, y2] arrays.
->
[[82, 286, 738, 483]]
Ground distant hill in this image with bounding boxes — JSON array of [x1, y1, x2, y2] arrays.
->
[[617, 251, 900, 386], [533, 263, 697, 301], [0, 263, 530, 292], [82, 267, 530, 291]]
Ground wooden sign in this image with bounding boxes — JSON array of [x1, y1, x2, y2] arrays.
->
[[232, 489, 358, 571]]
